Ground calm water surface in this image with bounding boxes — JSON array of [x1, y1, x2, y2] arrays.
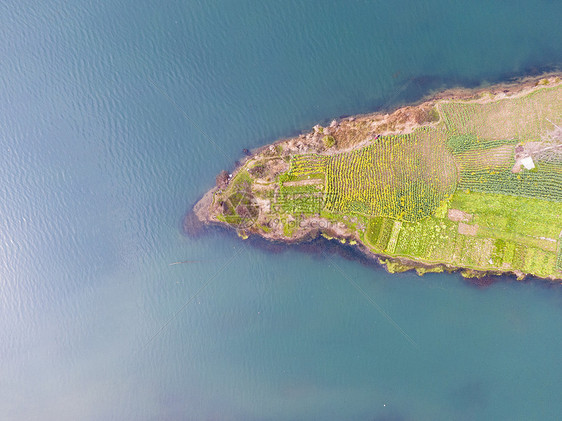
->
[[1, 1, 562, 420]]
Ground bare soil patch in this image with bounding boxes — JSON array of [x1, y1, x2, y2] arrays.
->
[[448, 209, 473, 222], [458, 222, 479, 236]]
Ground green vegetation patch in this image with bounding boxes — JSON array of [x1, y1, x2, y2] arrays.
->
[[503, 241, 516, 268], [491, 239, 509, 266], [276, 184, 324, 215], [360, 188, 561, 278], [393, 216, 458, 262], [458, 165, 562, 203], [522, 247, 556, 277], [447, 134, 519, 155], [220, 190, 258, 226], [376, 218, 396, 250], [450, 190, 562, 240], [322, 135, 336, 148], [448, 190, 562, 276], [323, 127, 457, 221], [366, 217, 384, 245], [287, 154, 329, 178], [366, 217, 403, 253]]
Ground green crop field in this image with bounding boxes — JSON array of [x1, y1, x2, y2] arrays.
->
[[287, 154, 328, 178], [458, 167, 562, 202], [289, 127, 458, 222], [276, 183, 324, 215]]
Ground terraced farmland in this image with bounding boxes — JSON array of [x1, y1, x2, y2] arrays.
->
[[203, 77, 562, 280], [458, 166, 562, 202]]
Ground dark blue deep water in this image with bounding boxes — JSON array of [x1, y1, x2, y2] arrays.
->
[[1, 1, 562, 420]]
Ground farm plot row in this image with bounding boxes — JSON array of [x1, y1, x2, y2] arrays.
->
[[323, 129, 457, 222], [458, 165, 562, 202], [275, 184, 325, 215], [287, 154, 329, 178]]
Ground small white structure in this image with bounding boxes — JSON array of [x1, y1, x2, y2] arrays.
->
[[521, 156, 535, 170]]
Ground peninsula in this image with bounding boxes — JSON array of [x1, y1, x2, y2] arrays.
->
[[193, 76, 562, 281]]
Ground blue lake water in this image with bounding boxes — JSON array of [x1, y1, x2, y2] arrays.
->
[[1, 1, 562, 419]]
